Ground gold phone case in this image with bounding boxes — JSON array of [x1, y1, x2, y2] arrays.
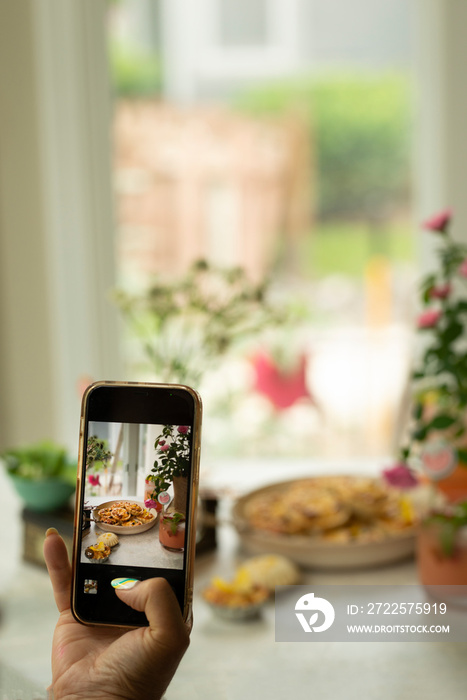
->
[[71, 380, 202, 627]]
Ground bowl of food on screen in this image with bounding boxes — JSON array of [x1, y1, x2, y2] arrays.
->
[[93, 500, 157, 534], [85, 542, 111, 562]]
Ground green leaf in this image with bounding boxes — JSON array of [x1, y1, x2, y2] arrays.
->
[[427, 414, 457, 430], [412, 426, 428, 442], [441, 321, 463, 344], [401, 446, 410, 461], [439, 521, 458, 557]]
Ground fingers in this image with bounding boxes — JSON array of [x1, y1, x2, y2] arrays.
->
[[116, 578, 190, 648], [43, 528, 72, 613]]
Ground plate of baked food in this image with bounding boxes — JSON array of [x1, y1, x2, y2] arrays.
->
[[232, 475, 419, 569], [94, 500, 157, 535]]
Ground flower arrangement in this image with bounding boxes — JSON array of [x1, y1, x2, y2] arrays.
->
[[399, 210, 467, 464], [145, 425, 191, 512], [382, 210, 467, 494], [114, 259, 290, 386], [382, 210, 467, 581]]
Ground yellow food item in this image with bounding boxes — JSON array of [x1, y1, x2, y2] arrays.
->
[[86, 542, 111, 560], [240, 555, 301, 590], [204, 569, 268, 608], [90, 542, 106, 553], [244, 475, 417, 540]]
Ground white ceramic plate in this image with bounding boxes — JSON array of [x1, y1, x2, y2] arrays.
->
[[232, 478, 417, 570], [93, 500, 158, 536]]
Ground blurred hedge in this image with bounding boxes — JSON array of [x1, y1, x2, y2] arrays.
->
[[109, 41, 162, 98], [233, 73, 412, 221]]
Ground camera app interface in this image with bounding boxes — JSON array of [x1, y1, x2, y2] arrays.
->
[[81, 421, 191, 572]]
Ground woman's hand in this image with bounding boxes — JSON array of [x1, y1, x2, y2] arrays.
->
[[43, 528, 190, 700]]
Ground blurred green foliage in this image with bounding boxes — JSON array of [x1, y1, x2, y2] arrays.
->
[[108, 41, 162, 97], [234, 72, 412, 221], [300, 220, 414, 279], [1, 440, 77, 484]]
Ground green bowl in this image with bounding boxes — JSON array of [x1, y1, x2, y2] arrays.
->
[[8, 475, 75, 512]]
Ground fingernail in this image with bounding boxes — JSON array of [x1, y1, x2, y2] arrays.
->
[[111, 578, 140, 590], [45, 527, 59, 537]]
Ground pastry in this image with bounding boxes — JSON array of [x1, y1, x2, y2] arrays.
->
[[96, 531, 119, 547], [240, 554, 301, 590]]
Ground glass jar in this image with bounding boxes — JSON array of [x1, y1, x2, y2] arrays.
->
[[159, 512, 186, 552]]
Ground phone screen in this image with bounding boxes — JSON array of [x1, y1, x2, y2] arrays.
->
[[72, 382, 201, 627]]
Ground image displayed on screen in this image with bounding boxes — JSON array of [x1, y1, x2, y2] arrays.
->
[[81, 421, 191, 571]]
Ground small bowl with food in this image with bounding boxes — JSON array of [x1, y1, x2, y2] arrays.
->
[[85, 542, 111, 562], [202, 569, 269, 620]]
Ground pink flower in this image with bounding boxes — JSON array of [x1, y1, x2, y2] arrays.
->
[[382, 463, 419, 490], [177, 426, 189, 434], [160, 443, 170, 452], [417, 309, 442, 329], [428, 283, 451, 299], [158, 440, 166, 446], [459, 260, 467, 278], [88, 474, 100, 487], [422, 209, 452, 233], [144, 498, 162, 512]]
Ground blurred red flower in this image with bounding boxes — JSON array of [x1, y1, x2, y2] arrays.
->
[[422, 209, 452, 233], [417, 309, 442, 329], [252, 352, 313, 411]]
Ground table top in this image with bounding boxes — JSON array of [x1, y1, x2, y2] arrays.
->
[[82, 497, 183, 569], [166, 510, 467, 700], [2, 459, 467, 699], [165, 458, 467, 700]]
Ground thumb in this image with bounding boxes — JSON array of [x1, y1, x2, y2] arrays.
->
[[116, 578, 191, 645], [113, 578, 190, 700]]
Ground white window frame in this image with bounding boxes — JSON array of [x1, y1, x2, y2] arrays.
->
[[160, 0, 301, 102], [197, 0, 301, 80], [31, 0, 122, 448]]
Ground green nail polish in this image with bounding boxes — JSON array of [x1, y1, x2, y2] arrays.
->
[[111, 578, 140, 590]]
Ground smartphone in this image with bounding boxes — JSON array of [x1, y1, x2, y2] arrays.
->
[[71, 381, 202, 627]]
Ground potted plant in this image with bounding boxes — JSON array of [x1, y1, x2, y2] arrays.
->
[[386, 210, 467, 586], [145, 424, 191, 516], [397, 210, 467, 501], [86, 435, 114, 495], [1, 440, 77, 512], [417, 501, 467, 587]]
